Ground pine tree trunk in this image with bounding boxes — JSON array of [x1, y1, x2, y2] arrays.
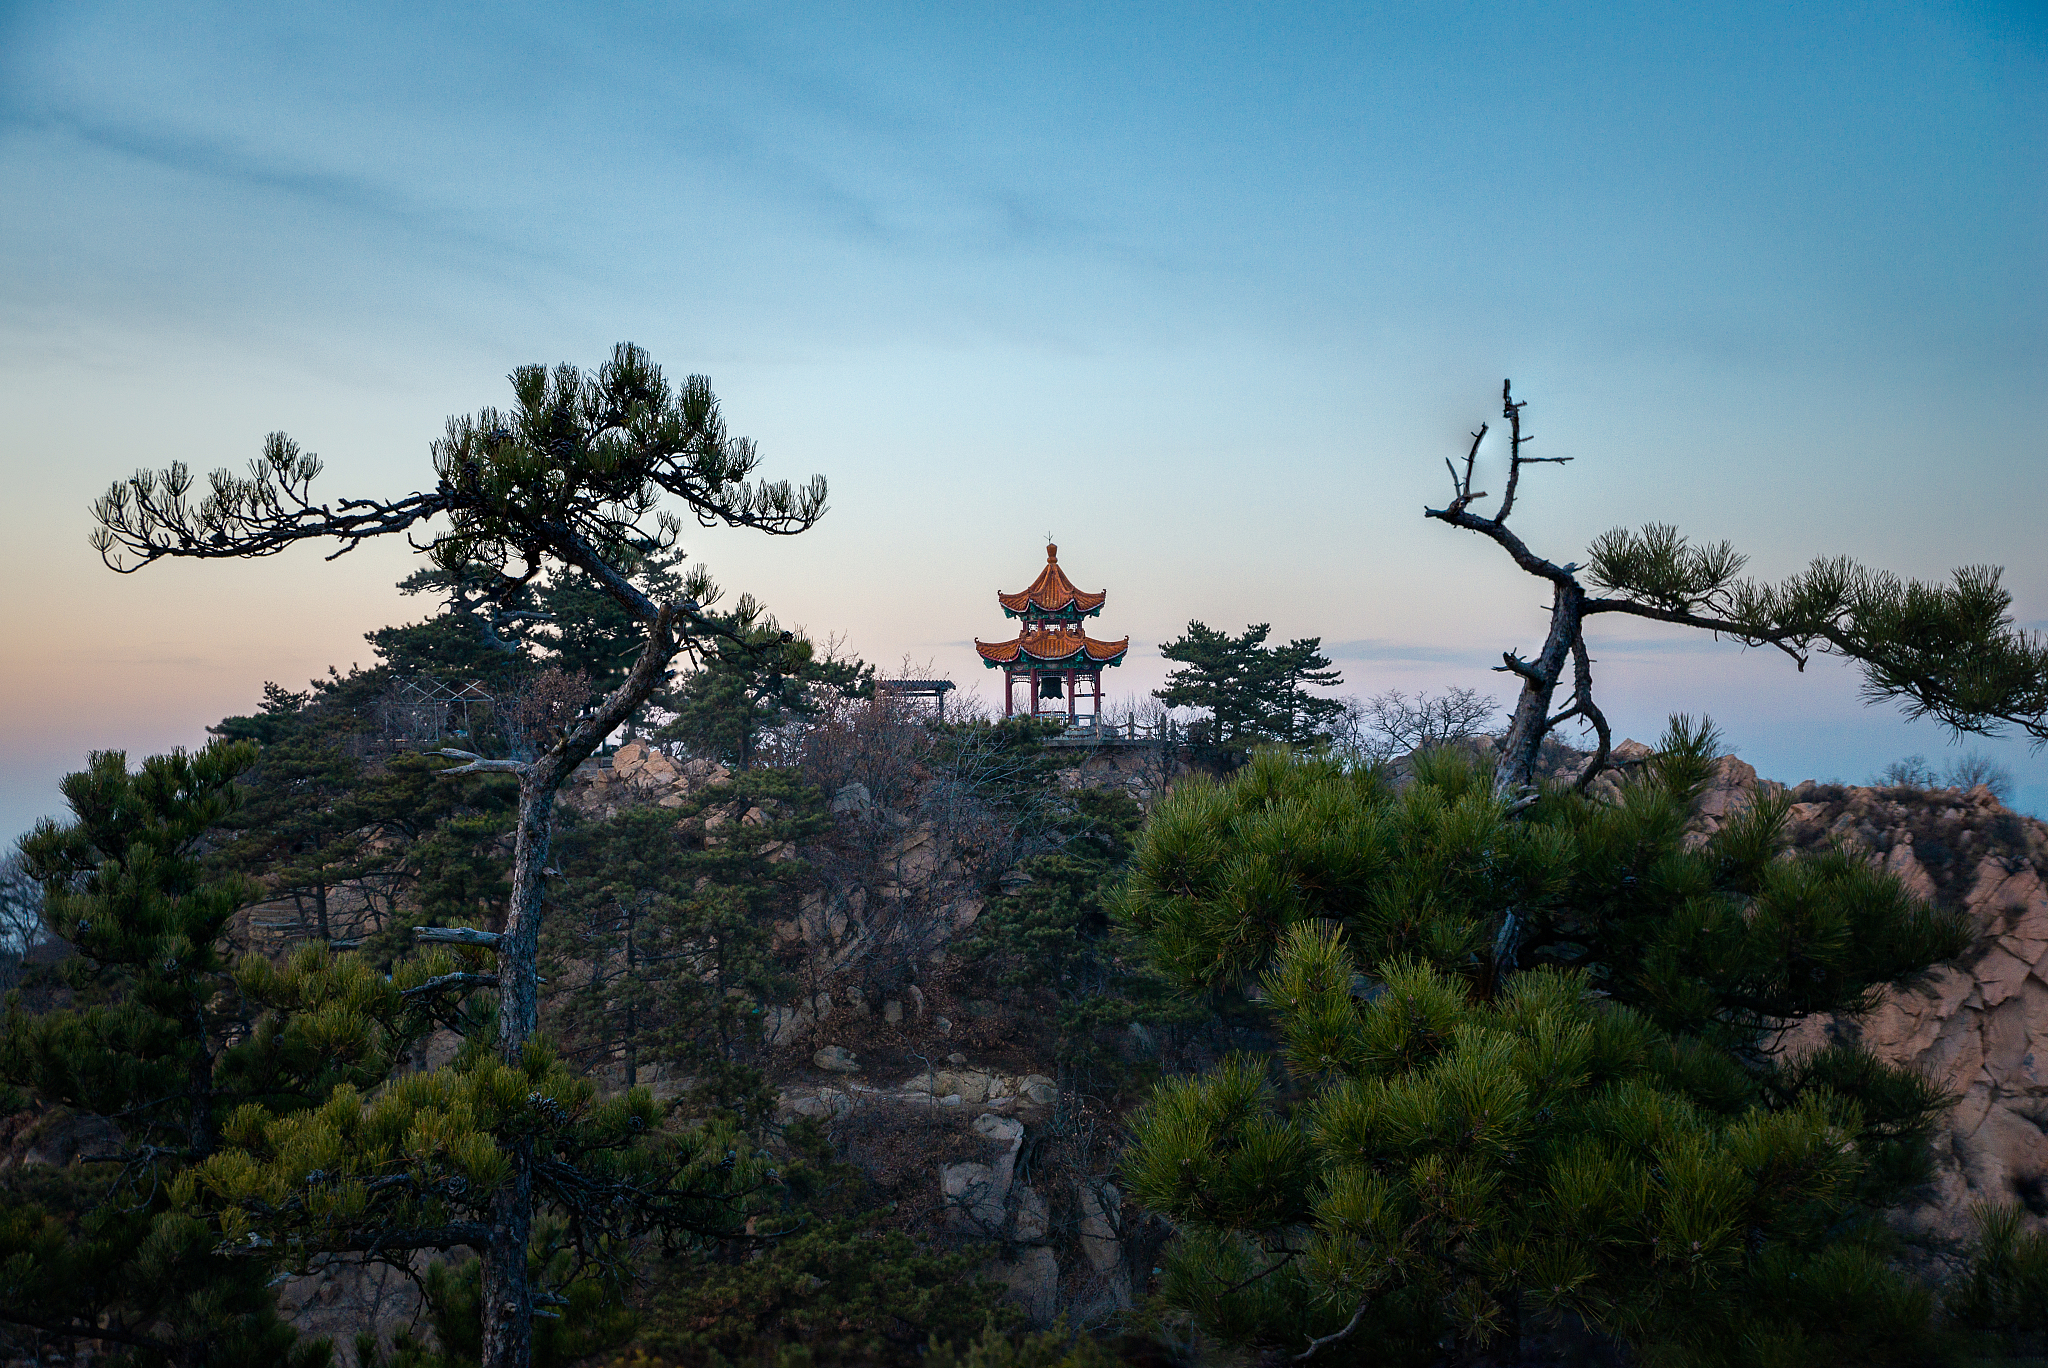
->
[[480, 1154, 534, 1368], [497, 780, 556, 1061], [478, 775, 555, 1365], [1492, 579, 1584, 799], [624, 907, 638, 1089], [187, 1001, 214, 1159], [472, 606, 680, 1368]]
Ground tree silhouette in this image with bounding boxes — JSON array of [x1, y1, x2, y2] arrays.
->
[[1427, 382, 2048, 801], [90, 344, 826, 1368], [1156, 622, 1345, 758]]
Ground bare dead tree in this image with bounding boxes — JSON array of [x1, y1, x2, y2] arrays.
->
[[1334, 687, 1500, 764], [90, 344, 825, 1368], [499, 667, 596, 763], [1941, 752, 2016, 802], [793, 693, 1064, 1006], [1427, 381, 2048, 802], [0, 853, 46, 988]]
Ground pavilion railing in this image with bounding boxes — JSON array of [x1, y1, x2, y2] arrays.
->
[[1033, 713, 1180, 743]]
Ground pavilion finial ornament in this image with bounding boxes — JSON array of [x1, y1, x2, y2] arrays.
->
[[975, 543, 1128, 724]]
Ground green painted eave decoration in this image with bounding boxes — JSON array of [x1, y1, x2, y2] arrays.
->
[[1001, 603, 1102, 621]]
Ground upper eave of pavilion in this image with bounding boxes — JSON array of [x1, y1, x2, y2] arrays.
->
[[998, 544, 1107, 619], [973, 626, 1130, 668]]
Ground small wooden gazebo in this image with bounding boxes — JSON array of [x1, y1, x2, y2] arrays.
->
[[973, 544, 1129, 724]]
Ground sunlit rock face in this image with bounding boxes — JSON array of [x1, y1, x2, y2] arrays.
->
[[1690, 756, 2048, 1269]]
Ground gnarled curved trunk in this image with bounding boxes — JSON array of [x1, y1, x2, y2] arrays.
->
[[1492, 579, 1607, 800], [1424, 382, 1610, 804], [454, 606, 681, 1368]]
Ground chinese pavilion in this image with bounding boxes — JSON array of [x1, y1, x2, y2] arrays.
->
[[974, 544, 1129, 723]]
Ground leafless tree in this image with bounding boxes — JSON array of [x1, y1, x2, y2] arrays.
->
[[0, 853, 47, 987], [499, 667, 596, 763], [1332, 687, 1500, 763], [1943, 752, 2016, 802], [794, 692, 1061, 1005], [1876, 755, 1940, 789], [1873, 751, 2015, 803]]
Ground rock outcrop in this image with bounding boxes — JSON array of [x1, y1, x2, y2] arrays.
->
[[275, 1258, 429, 1358], [1052, 740, 1184, 806], [0, 1105, 123, 1171], [1659, 750, 2048, 1264], [776, 1061, 1132, 1326], [1777, 782, 2048, 1261], [567, 741, 734, 817], [542, 738, 2048, 1318]]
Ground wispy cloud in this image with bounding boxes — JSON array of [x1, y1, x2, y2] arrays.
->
[[4, 103, 552, 274], [1321, 639, 1496, 666]]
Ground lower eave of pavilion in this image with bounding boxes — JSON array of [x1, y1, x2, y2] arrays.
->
[[973, 633, 1129, 669]]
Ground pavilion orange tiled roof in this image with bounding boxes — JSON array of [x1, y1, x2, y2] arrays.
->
[[997, 544, 1107, 618], [974, 625, 1130, 668]]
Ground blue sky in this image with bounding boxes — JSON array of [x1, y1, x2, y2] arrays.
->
[[2, 0, 2044, 836]]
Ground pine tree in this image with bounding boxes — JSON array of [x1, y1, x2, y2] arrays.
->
[[0, 742, 438, 1366], [365, 567, 537, 685], [91, 346, 828, 1367], [1118, 723, 1971, 1366], [1944, 1205, 2048, 1357], [213, 734, 369, 943], [658, 594, 871, 769], [1264, 637, 1346, 745], [1428, 382, 2048, 798], [212, 680, 326, 746], [530, 547, 695, 696], [399, 808, 518, 928], [1155, 622, 1276, 751], [625, 1215, 1020, 1367], [1155, 623, 1345, 760], [364, 550, 702, 739], [544, 768, 826, 1117], [210, 682, 523, 955], [963, 786, 1199, 1086]]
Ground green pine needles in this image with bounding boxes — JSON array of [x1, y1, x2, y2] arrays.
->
[[186, 1036, 773, 1276], [1118, 721, 1974, 1366], [1, 740, 418, 1366], [1, 741, 783, 1366]]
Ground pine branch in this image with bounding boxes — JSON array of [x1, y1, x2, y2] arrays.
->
[[400, 971, 500, 998], [1295, 1301, 1370, 1361], [430, 749, 528, 775], [413, 926, 504, 948]]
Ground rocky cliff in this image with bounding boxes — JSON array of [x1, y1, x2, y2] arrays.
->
[[1672, 751, 2048, 1269], [572, 739, 2048, 1318], [563, 741, 1148, 1329]]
